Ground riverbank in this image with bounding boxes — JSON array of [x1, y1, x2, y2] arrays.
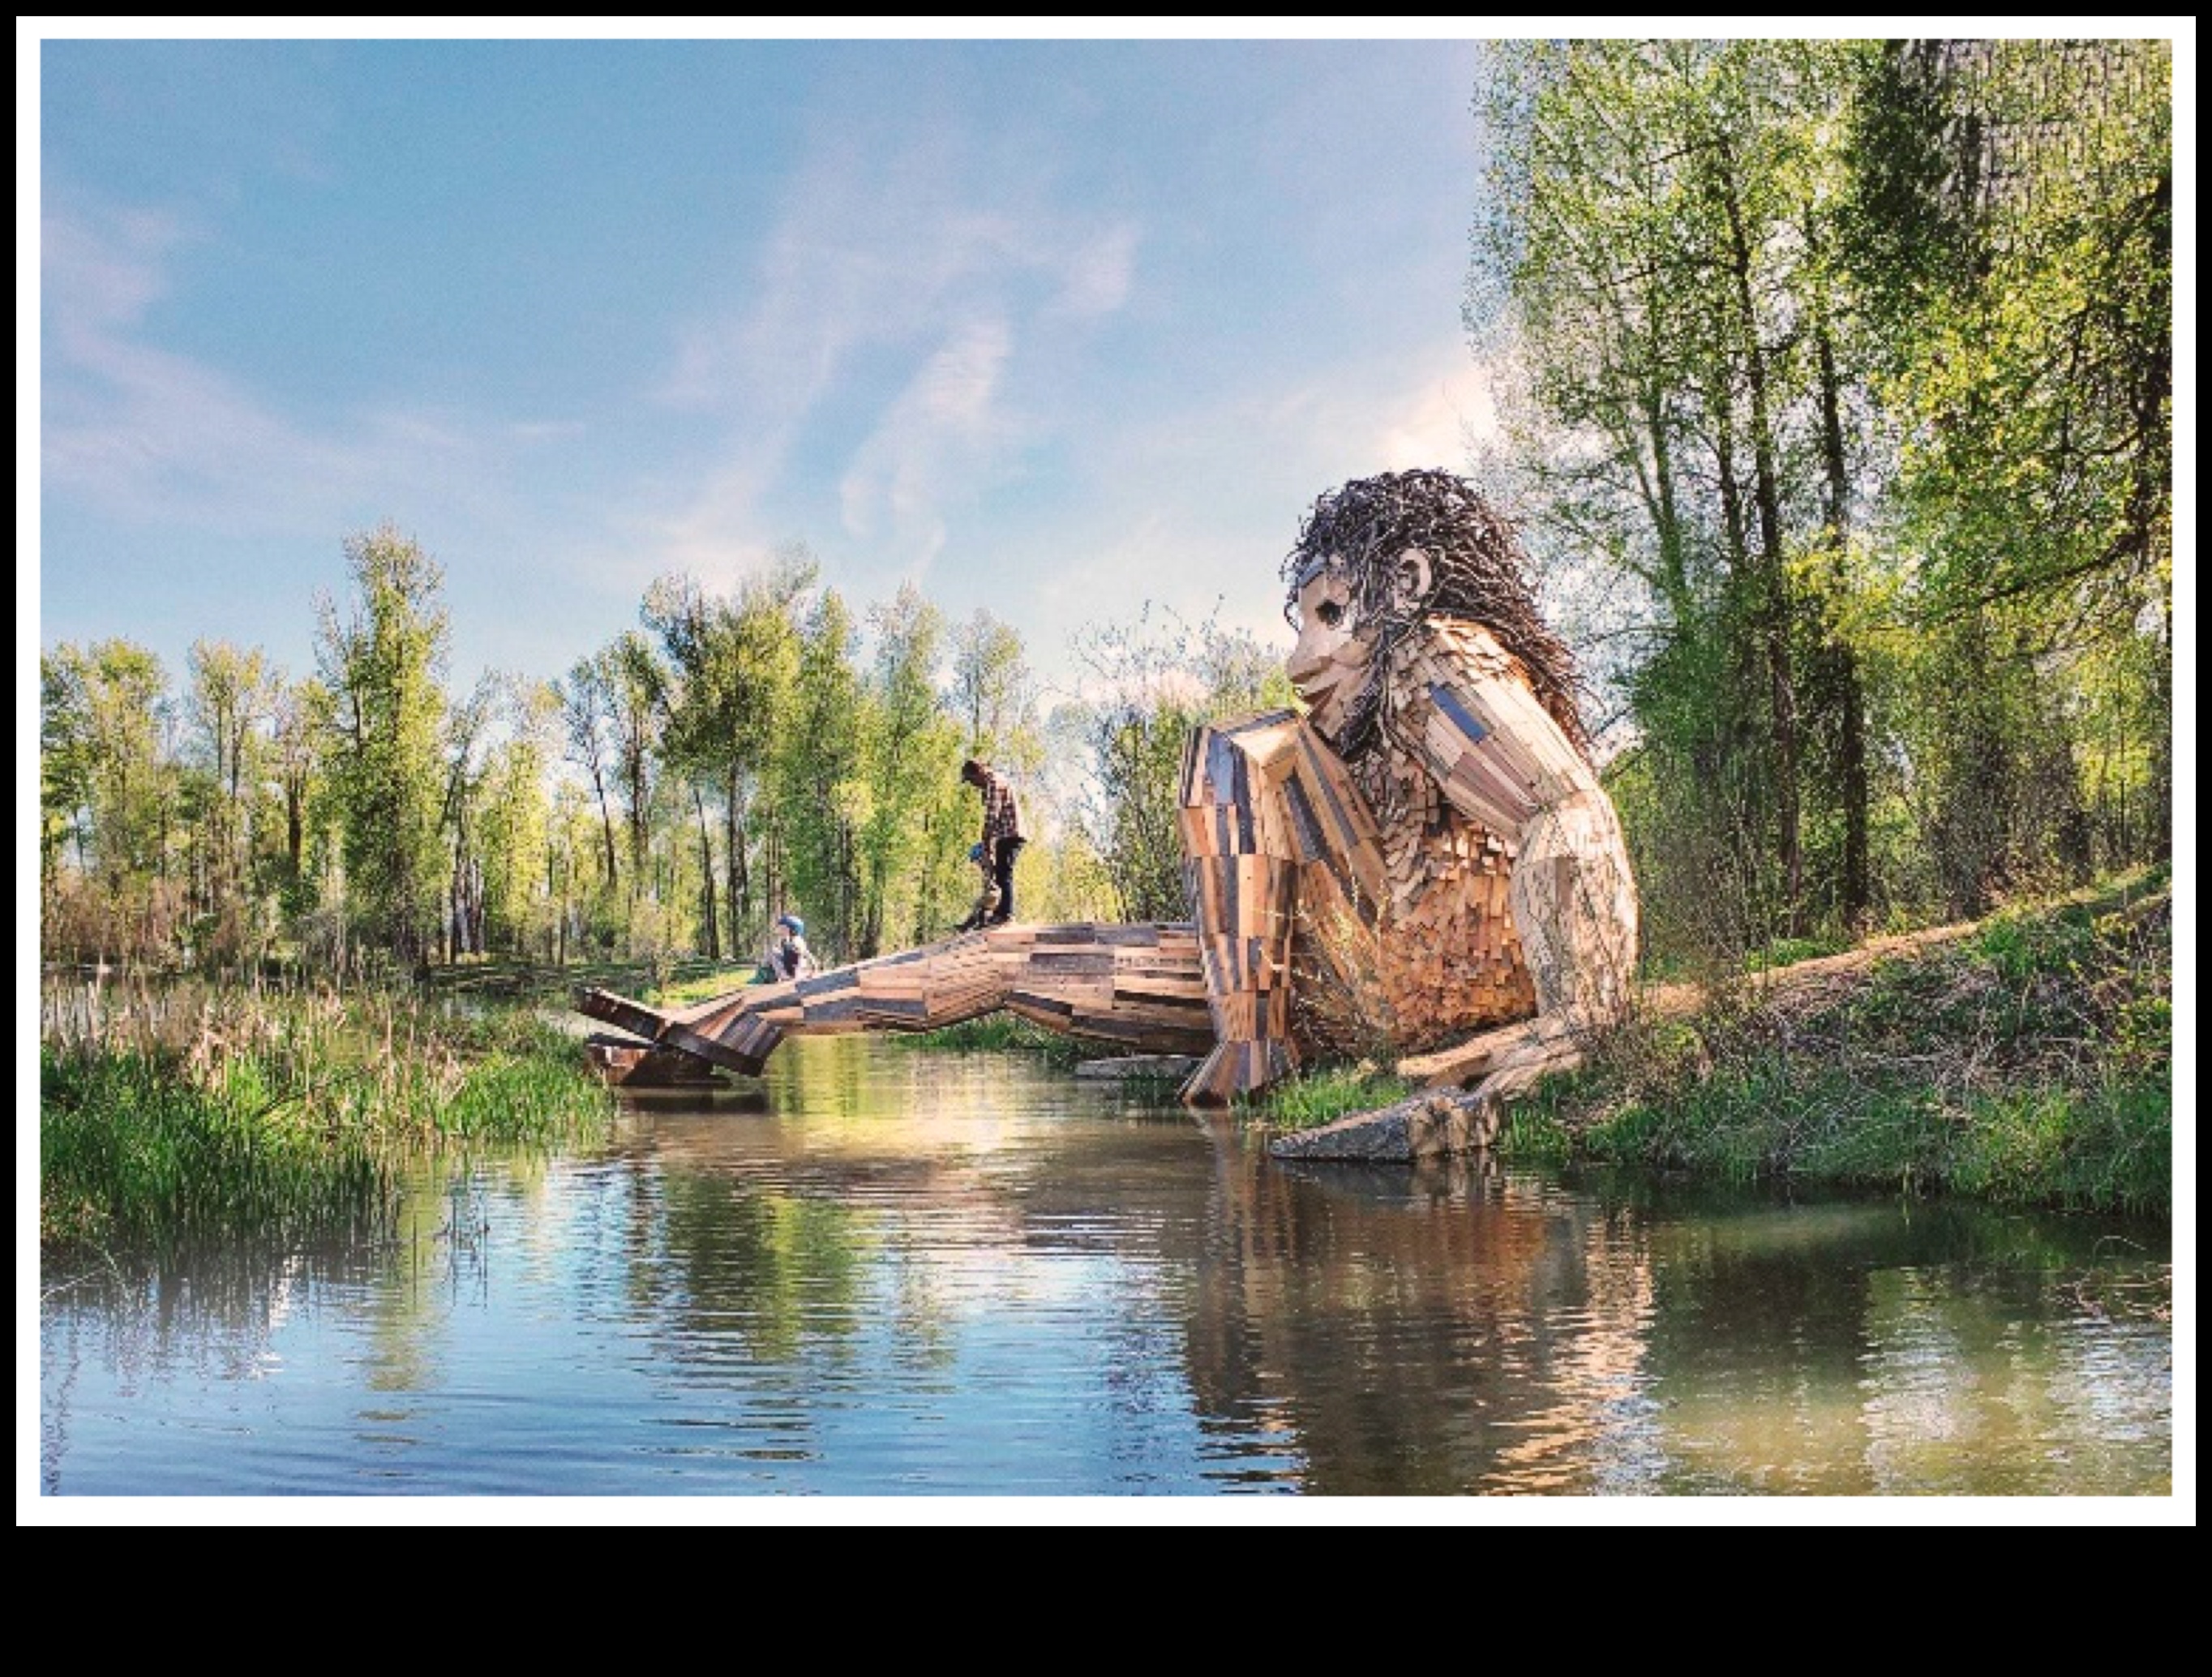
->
[[40, 980, 617, 1257], [1497, 869, 2172, 1215]]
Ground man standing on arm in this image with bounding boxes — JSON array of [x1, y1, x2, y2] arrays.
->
[[960, 758, 1026, 926]]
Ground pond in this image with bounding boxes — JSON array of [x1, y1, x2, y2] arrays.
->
[[36, 1035, 2173, 1503]]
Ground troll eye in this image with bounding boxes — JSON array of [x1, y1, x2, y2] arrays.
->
[[1316, 601, 1344, 628]]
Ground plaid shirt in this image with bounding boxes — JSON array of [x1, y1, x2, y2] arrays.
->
[[976, 766, 1025, 846]]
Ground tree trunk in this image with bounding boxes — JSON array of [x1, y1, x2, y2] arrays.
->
[[591, 768, 619, 893], [695, 783, 719, 960], [1813, 305, 1871, 932], [1718, 135, 1803, 935], [724, 766, 749, 949]]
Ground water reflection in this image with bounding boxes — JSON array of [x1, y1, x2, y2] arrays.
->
[[38, 1036, 2171, 1499]]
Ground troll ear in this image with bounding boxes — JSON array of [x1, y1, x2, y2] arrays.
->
[[1391, 548, 1435, 613]]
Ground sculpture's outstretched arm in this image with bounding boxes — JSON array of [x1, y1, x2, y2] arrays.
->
[[576, 923, 1216, 1077]]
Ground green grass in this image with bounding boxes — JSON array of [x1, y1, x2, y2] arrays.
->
[[41, 1048, 396, 1256], [41, 982, 618, 1259], [1250, 1064, 1415, 1132], [1507, 869, 2172, 1216], [1744, 931, 1856, 972], [646, 965, 769, 1007]]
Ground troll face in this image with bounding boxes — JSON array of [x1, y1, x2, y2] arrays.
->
[[1280, 469, 1590, 763], [1284, 548, 1433, 752]]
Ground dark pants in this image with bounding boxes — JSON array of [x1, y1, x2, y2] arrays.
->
[[989, 838, 1024, 923]]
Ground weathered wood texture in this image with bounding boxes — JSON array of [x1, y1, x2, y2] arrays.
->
[[1169, 606, 1640, 1109], [583, 1033, 728, 1088], [576, 921, 1215, 1078], [1174, 704, 1541, 1103]]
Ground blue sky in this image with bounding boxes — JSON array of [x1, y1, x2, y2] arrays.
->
[[32, 28, 1503, 707]]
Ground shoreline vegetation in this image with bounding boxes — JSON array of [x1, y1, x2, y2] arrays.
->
[[39, 868, 2171, 1261], [40, 979, 617, 1259], [1270, 866, 2174, 1217]]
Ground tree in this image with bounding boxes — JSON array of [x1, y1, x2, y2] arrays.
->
[[948, 608, 1041, 770], [184, 640, 272, 959], [857, 584, 964, 954], [775, 590, 867, 961], [602, 630, 666, 911], [1066, 604, 1292, 921], [1851, 39, 2173, 873], [555, 651, 622, 904], [265, 673, 332, 923], [41, 638, 178, 958], [315, 524, 452, 971], [1471, 37, 2171, 956], [642, 549, 814, 959], [479, 680, 559, 959], [1473, 41, 1896, 950], [435, 673, 500, 959]]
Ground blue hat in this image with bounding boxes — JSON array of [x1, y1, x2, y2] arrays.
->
[[778, 914, 804, 934]]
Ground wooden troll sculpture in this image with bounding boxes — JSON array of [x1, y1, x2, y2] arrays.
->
[[577, 469, 1639, 1123]]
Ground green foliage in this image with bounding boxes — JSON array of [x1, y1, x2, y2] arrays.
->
[[900, 1014, 1093, 1068], [859, 585, 968, 954], [1473, 38, 2171, 969], [41, 638, 184, 959], [314, 525, 452, 969], [1253, 1064, 1414, 1132], [1947, 1080, 2170, 1215], [1512, 874, 2171, 1214], [1747, 933, 1853, 972], [39, 982, 616, 1256], [644, 551, 815, 959], [1065, 603, 1294, 921], [776, 589, 868, 963]]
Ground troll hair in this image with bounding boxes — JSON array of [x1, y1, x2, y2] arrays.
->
[[1282, 468, 1590, 761]]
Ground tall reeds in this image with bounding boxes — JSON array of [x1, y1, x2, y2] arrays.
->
[[40, 975, 616, 1256]]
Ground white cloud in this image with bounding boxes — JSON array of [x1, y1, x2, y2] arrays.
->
[[1050, 222, 1138, 320], [40, 199, 569, 543], [40, 204, 186, 340], [643, 124, 1140, 589], [44, 204, 368, 530], [840, 316, 1013, 560], [1372, 358, 1500, 473], [993, 337, 1507, 696]]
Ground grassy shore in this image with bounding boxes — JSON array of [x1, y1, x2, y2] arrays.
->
[[1506, 869, 2171, 1215], [40, 980, 618, 1258]]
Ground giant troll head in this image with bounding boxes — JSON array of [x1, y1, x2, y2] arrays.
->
[[1281, 469, 1590, 764]]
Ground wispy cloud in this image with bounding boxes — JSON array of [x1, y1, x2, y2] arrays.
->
[[42, 195, 582, 543], [645, 118, 1141, 588], [839, 315, 1013, 564], [1371, 358, 1500, 474], [1049, 222, 1138, 320]]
